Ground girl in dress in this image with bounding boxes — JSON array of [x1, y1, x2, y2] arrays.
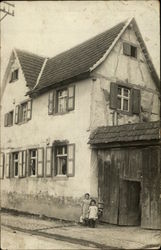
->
[[81, 193, 91, 226]]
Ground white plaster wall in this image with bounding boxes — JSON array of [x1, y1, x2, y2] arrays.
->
[[90, 27, 160, 129], [1, 58, 92, 199]]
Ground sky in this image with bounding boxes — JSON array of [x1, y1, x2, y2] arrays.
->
[[1, 0, 160, 81]]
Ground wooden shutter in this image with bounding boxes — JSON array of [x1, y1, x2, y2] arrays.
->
[[48, 91, 56, 115], [0, 153, 4, 179], [67, 85, 75, 111], [123, 43, 131, 56], [45, 147, 53, 177], [37, 148, 44, 177], [19, 151, 23, 178], [6, 153, 10, 178], [26, 150, 30, 177], [67, 144, 75, 177], [110, 82, 118, 109], [22, 150, 26, 177], [132, 88, 141, 114], [15, 105, 19, 124], [27, 100, 32, 120], [4, 113, 8, 127]]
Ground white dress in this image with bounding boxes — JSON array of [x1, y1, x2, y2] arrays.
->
[[88, 205, 98, 220]]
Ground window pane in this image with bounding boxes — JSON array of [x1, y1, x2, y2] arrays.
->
[[118, 87, 121, 95], [117, 97, 121, 109], [123, 88, 129, 97], [57, 89, 67, 113], [31, 159, 36, 175], [57, 157, 67, 175], [131, 46, 137, 58], [123, 99, 129, 111], [31, 150, 36, 157], [15, 162, 18, 176]]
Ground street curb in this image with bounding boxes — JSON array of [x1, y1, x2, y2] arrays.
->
[[2, 224, 119, 249]]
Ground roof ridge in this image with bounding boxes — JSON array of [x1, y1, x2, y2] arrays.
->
[[47, 20, 127, 62]]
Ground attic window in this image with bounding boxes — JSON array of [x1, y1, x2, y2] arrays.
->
[[10, 69, 19, 83], [123, 42, 137, 58]]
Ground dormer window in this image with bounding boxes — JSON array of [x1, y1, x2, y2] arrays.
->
[[123, 42, 137, 58], [10, 69, 19, 83]]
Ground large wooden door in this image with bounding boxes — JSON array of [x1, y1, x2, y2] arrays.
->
[[141, 146, 161, 229], [119, 180, 141, 225], [98, 149, 120, 224]]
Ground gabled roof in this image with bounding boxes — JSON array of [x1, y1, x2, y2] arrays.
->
[[89, 121, 160, 145], [2, 18, 160, 97], [15, 49, 45, 89], [33, 21, 126, 93]]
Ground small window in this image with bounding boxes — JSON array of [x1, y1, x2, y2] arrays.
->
[[4, 110, 14, 127], [117, 86, 130, 112], [29, 149, 37, 176], [13, 152, 19, 177], [10, 69, 19, 83], [55, 145, 67, 176], [123, 42, 137, 58]]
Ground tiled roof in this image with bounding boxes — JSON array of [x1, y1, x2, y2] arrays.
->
[[89, 121, 160, 145], [34, 21, 126, 92], [16, 49, 45, 89]]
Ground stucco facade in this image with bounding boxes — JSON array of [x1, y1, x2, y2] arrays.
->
[[1, 21, 160, 222]]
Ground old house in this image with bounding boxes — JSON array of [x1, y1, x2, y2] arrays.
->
[[1, 18, 160, 229]]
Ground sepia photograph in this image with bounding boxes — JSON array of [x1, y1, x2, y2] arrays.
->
[[0, 1, 160, 249]]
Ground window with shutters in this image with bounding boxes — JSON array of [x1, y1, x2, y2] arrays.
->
[[53, 143, 75, 177], [29, 149, 37, 176], [4, 110, 14, 127], [48, 85, 75, 115], [117, 86, 130, 112], [9, 69, 19, 83], [123, 42, 137, 58], [110, 82, 141, 115], [13, 152, 19, 177], [15, 100, 32, 124]]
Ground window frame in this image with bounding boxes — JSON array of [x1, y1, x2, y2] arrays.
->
[[55, 145, 68, 176], [9, 69, 19, 83], [123, 41, 138, 59], [28, 149, 38, 177], [57, 88, 68, 114], [117, 85, 131, 113], [4, 110, 14, 127], [12, 152, 19, 178]]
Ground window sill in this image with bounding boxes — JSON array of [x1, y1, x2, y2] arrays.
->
[[9, 79, 18, 83], [53, 175, 68, 180], [116, 109, 132, 116], [51, 110, 74, 117]]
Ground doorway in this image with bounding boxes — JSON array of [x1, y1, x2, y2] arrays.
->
[[118, 180, 141, 226]]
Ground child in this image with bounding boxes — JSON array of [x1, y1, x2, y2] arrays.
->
[[88, 199, 98, 228], [81, 193, 91, 226]]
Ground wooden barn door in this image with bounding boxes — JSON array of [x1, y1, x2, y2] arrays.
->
[[119, 148, 142, 226], [141, 146, 161, 229], [119, 180, 141, 225], [98, 149, 120, 224]]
